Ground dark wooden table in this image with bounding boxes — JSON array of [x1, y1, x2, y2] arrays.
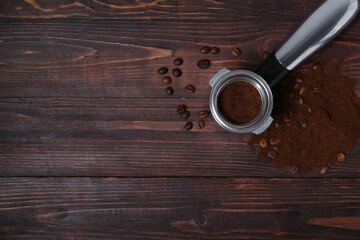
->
[[1, 1, 360, 239]]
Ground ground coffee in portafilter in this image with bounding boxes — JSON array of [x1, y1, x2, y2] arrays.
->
[[248, 57, 360, 175], [219, 81, 262, 124]]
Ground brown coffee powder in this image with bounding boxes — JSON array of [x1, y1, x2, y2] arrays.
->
[[219, 81, 261, 124], [248, 57, 360, 175]]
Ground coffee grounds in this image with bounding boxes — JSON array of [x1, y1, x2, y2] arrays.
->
[[219, 81, 261, 124], [248, 57, 360, 175]]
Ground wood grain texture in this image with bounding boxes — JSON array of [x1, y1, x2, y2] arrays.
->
[[1, 97, 359, 177], [0, 19, 359, 97], [1, 178, 360, 240]]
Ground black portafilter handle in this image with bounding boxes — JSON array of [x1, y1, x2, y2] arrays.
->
[[255, 0, 359, 88]]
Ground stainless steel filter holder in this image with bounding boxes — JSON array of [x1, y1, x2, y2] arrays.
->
[[209, 0, 359, 134]]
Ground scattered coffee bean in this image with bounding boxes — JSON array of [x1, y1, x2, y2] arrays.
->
[[200, 46, 210, 54], [337, 152, 346, 162], [267, 150, 277, 159], [197, 59, 211, 69], [298, 98, 304, 106], [165, 86, 174, 95], [290, 165, 300, 175], [185, 85, 196, 94], [182, 111, 190, 119], [232, 48, 241, 56], [313, 63, 321, 70], [313, 87, 321, 93], [259, 139, 268, 148], [185, 122, 193, 130], [210, 47, 220, 54], [173, 68, 182, 77], [275, 123, 279, 128], [262, 50, 270, 59], [299, 87, 307, 95], [289, 92, 295, 98], [320, 165, 329, 175], [301, 120, 308, 128], [177, 105, 186, 114], [270, 138, 280, 145], [308, 108, 312, 112], [158, 67, 168, 75], [197, 120, 205, 129], [173, 58, 183, 66], [198, 110, 209, 119], [273, 146, 279, 151], [283, 118, 291, 123], [162, 76, 171, 85], [295, 78, 304, 84], [288, 111, 293, 118], [294, 83, 301, 91]]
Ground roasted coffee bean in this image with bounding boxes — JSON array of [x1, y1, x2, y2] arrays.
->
[[288, 111, 293, 118], [274, 123, 279, 128], [295, 78, 304, 84], [270, 138, 280, 145], [200, 46, 210, 54], [313, 63, 321, 70], [313, 87, 321, 93], [185, 85, 196, 94], [273, 146, 279, 151], [262, 50, 270, 59], [298, 98, 304, 106], [294, 83, 301, 91], [289, 92, 295, 98], [210, 47, 220, 54], [308, 108, 312, 112], [259, 139, 268, 148], [177, 104, 186, 114], [299, 87, 306, 95], [232, 48, 241, 56], [182, 111, 190, 119], [197, 120, 205, 129], [283, 118, 291, 123], [290, 165, 300, 175], [185, 122, 193, 130], [165, 87, 174, 95], [337, 152, 346, 162], [158, 67, 168, 74], [173, 68, 182, 77], [197, 59, 211, 69], [198, 110, 209, 119], [267, 151, 277, 159], [320, 165, 329, 175], [173, 58, 183, 65], [301, 120, 308, 128], [162, 76, 171, 85]]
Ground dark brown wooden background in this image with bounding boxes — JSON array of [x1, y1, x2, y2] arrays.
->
[[0, 0, 359, 239]]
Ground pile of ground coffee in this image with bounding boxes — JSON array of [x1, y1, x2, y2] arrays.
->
[[219, 81, 262, 124], [248, 58, 360, 175]]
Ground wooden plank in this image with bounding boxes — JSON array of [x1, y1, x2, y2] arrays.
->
[[1, 177, 360, 239], [0, 97, 359, 177], [0, 0, 322, 20], [0, 19, 359, 97]]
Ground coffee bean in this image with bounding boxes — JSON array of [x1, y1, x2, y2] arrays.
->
[[185, 122, 193, 130], [313, 88, 321, 93], [320, 165, 329, 175], [210, 47, 220, 54], [308, 108, 312, 112], [197, 120, 205, 129], [197, 59, 211, 69], [173, 58, 183, 65], [288, 111, 293, 118], [274, 123, 279, 128], [262, 50, 270, 59], [295, 78, 304, 84], [165, 87, 174, 95], [294, 83, 301, 91], [182, 111, 190, 119], [267, 151, 277, 159], [270, 138, 280, 145], [283, 118, 290, 123], [273, 146, 279, 151], [173, 68, 182, 77], [301, 120, 308, 128], [162, 76, 171, 85], [298, 98, 304, 106], [198, 110, 209, 119], [313, 63, 321, 70], [232, 48, 241, 56], [200, 46, 210, 54], [290, 165, 300, 175], [337, 152, 346, 162], [259, 139, 268, 148], [289, 92, 295, 98], [177, 104, 186, 114], [299, 87, 307, 95], [158, 67, 168, 75], [185, 85, 195, 94]]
